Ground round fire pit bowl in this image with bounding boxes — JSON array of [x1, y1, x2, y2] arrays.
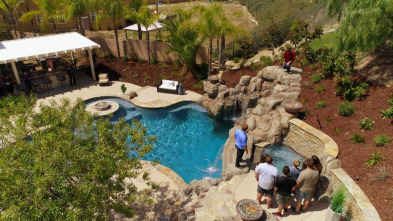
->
[[282, 100, 303, 114], [236, 199, 263, 221], [95, 101, 111, 111]]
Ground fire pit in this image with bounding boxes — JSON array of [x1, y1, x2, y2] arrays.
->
[[236, 199, 263, 221], [95, 101, 111, 111], [85, 100, 119, 116], [282, 100, 303, 114]]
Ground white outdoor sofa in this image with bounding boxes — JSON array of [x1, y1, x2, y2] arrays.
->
[[157, 80, 179, 94]]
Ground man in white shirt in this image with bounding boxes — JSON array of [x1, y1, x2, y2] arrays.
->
[[255, 155, 279, 208]]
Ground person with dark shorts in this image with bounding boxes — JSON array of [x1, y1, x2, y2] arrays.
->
[[67, 65, 77, 86], [21, 71, 33, 94], [292, 158, 319, 213], [234, 124, 248, 168], [255, 155, 278, 208], [273, 166, 297, 218]]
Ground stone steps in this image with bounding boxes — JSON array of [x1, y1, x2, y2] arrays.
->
[[195, 174, 248, 221]]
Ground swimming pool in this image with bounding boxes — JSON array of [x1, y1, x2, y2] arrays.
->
[[261, 144, 304, 175], [86, 97, 233, 183]]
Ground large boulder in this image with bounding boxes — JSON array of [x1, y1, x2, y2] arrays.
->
[[203, 81, 219, 98], [279, 73, 302, 86], [194, 179, 212, 195], [287, 86, 301, 94], [258, 97, 284, 111], [218, 84, 228, 93], [216, 89, 230, 100], [256, 115, 273, 132], [259, 66, 279, 81], [252, 104, 265, 116], [262, 81, 273, 91], [273, 85, 290, 94], [239, 75, 252, 86], [276, 92, 300, 100], [246, 116, 256, 131]]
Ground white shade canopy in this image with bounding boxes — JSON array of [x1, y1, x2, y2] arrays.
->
[[0, 32, 100, 64], [124, 22, 164, 32]]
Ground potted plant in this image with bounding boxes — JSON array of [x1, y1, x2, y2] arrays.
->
[[178, 83, 184, 95], [121, 84, 127, 94], [325, 186, 346, 221]]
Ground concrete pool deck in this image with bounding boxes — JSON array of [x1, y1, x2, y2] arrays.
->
[[235, 172, 330, 221], [37, 81, 202, 108]]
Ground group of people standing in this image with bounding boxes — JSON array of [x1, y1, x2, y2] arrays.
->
[[0, 75, 15, 96], [234, 124, 322, 218]]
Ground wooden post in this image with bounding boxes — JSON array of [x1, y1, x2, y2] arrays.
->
[[11, 62, 21, 84], [87, 49, 96, 81], [125, 29, 128, 39]]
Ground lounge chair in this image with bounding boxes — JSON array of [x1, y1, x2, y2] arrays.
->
[[157, 80, 179, 94], [99, 73, 110, 86]]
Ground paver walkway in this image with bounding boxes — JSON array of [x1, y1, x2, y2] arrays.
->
[[235, 172, 329, 221]]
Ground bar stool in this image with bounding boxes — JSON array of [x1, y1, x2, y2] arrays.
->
[[41, 76, 53, 90], [32, 79, 42, 92], [56, 74, 66, 87]]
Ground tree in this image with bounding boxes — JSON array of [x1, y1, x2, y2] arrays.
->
[[18, 4, 39, 36], [62, 0, 88, 35], [320, 0, 393, 52], [0, 0, 25, 38], [197, 4, 222, 75], [127, 0, 146, 40], [137, 7, 157, 63], [0, 95, 156, 220], [92, 0, 126, 58], [164, 8, 205, 73]]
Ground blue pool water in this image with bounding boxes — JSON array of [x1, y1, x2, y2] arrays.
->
[[261, 144, 304, 175], [86, 97, 233, 183]]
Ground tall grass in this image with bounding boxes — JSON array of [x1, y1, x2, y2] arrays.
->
[[330, 186, 346, 213]]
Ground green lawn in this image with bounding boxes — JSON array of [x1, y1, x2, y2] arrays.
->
[[309, 32, 335, 51]]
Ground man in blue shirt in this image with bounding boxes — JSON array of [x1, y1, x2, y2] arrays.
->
[[235, 124, 248, 168]]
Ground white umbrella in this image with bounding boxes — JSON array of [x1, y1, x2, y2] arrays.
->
[[124, 22, 164, 32]]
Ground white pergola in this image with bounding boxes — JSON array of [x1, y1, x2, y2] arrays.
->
[[0, 32, 100, 83]]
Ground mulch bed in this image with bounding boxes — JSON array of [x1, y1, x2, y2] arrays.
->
[[93, 57, 205, 94]]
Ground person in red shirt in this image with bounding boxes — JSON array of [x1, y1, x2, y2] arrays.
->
[[283, 47, 296, 73]]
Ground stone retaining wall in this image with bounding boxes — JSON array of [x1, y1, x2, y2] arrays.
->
[[283, 118, 338, 158], [331, 168, 381, 221]]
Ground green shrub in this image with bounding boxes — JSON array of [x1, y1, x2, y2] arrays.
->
[[316, 84, 325, 94], [310, 63, 317, 70], [381, 107, 393, 119], [120, 84, 127, 94], [300, 58, 309, 67], [121, 56, 129, 61], [338, 101, 355, 116], [304, 108, 311, 116], [138, 57, 145, 63], [359, 118, 374, 130], [233, 57, 240, 63], [301, 98, 308, 104], [151, 57, 157, 64], [333, 128, 342, 134], [250, 62, 258, 71], [365, 151, 383, 168], [374, 134, 392, 147], [316, 100, 327, 109], [335, 76, 369, 101], [330, 186, 346, 214], [311, 73, 323, 84], [260, 56, 272, 66], [108, 53, 115, 60], [374, 165, 389, 181], [351, 133, 365, 143], [325, 116, 331, 122], [389, 98, 393, 106]]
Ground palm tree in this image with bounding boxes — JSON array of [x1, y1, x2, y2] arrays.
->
[[164, 8, 205, 73], [62, 0, 88, 35], [127, 0, 145, 40], [197, 4, 222, 75], [137, 7, 157, 63], [92, 0, 126, 58], [19, 3, 38, 36], [0, 0, 25, 38]]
